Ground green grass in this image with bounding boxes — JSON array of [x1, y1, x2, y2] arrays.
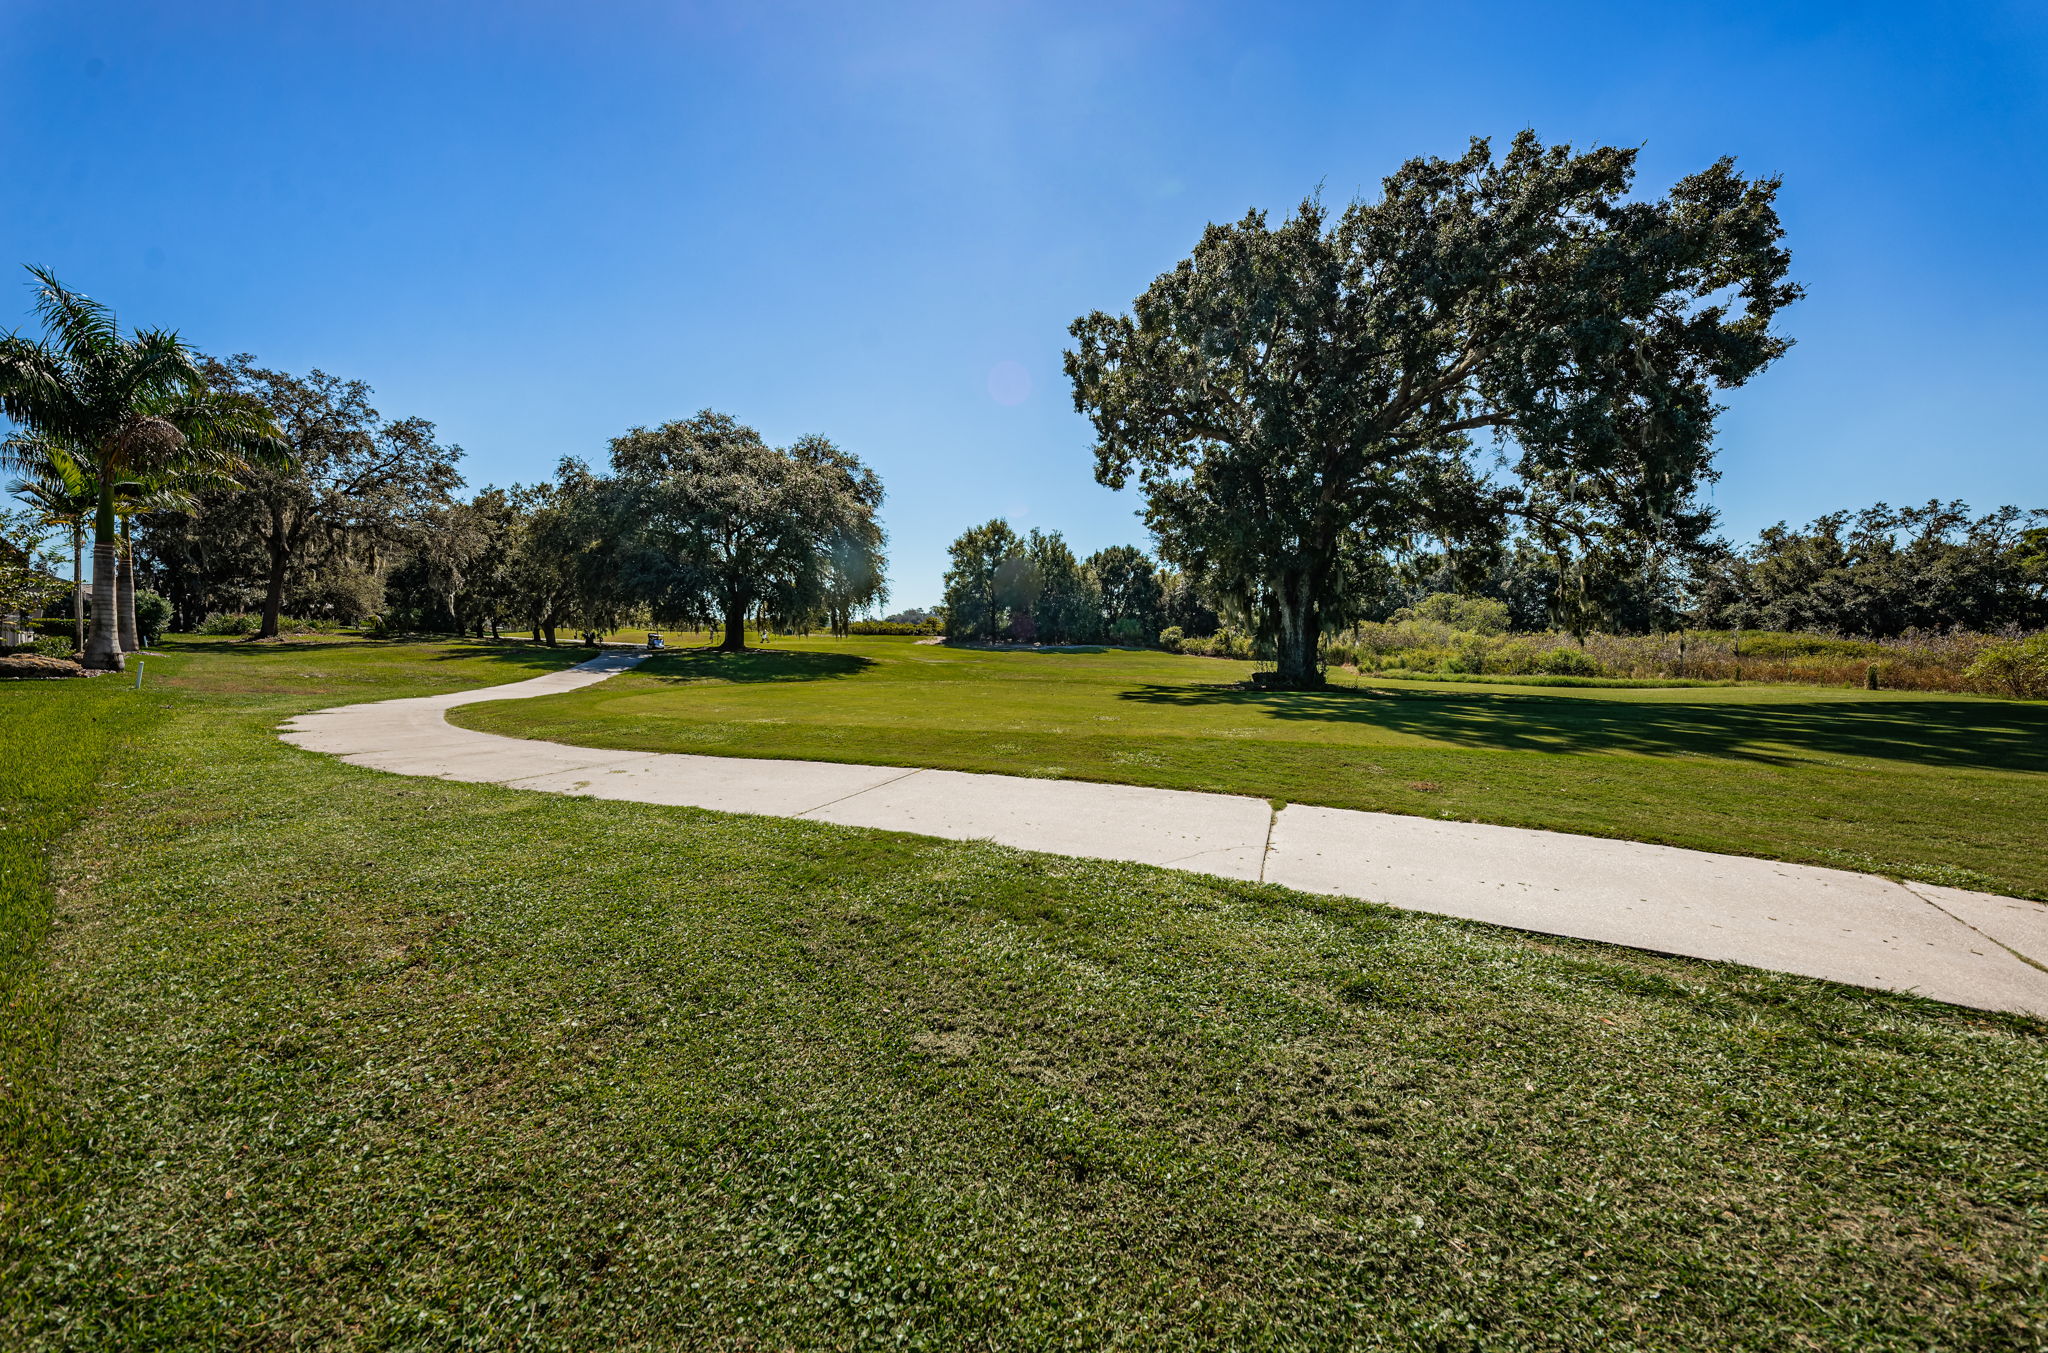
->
[[1363, 667, 1731, 689], [0, 673, 163, 1223], [449, 635, 2048, 900], [1, 637, 2045, 1348]]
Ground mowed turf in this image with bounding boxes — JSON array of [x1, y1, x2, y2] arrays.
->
[[2, 636, 2045, 1349], [451, 635, 2048, 900]]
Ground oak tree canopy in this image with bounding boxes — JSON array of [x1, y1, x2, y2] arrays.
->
[[1066, 132, 1801, 686]]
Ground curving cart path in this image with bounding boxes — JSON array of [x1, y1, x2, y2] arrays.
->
[[280, 650, 2048, 1017]]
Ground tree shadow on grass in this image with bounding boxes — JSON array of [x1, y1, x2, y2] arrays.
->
[[160, 636, 374, 655], [640, 648, 875, 685], [159, 636, 592, 675], [1113, 681, 2048, 773], [422, 642, 611, 672]]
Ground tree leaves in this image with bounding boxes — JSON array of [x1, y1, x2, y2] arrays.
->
[[1066, 132, 1800, 684]]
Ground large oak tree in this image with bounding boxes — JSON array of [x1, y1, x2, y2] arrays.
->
[[199, 355, 462, 639], [1066, 133, 1800, 686], [611, 411, 885, 651]]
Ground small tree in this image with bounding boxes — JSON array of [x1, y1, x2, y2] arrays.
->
[[1026, 530, 1099, 644], [0, 503, 68, 627], [7, 439, 94, 647], [1086, 545, 1163, 644], [942, 518, 1021, 642], [792, 434, 888, 636], [1067, 134, 1800, 686]]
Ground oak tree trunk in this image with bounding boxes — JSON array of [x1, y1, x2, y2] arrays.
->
[[719, 594, 749, 652], [259, 537, 289, 640], [1267, 573, 1324, 689]]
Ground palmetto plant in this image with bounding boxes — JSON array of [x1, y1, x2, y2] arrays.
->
[[0, 266, 286, 669]]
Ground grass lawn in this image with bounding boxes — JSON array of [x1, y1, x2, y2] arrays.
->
[[1, 635, 2044, 1349], [449, 635, 2048, 900]]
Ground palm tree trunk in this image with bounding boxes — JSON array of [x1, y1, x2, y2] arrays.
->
[[117, 521, 139, 653], [82, 487, 123, 671], [71, 524, 84, 652]]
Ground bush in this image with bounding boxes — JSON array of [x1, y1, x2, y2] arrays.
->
[[1392, 594, 1511, 635], [1196, 628, 1252, 660], [1107, 617, 1146, 647], [1444, 636, 1489, 674], [134, 590, 170, 645], [1157, 626, 1184, 652], [847, 619, 940, 636], [26, 636, 74, 659], [1966, 634, 2048, 700], [0, 653, 84, 679], [198, 612, 261, 636], [1536, 647, 1603, 677]]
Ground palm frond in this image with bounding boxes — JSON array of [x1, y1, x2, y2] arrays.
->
[[118, 328, 205, 409], [162, 389, 291, 473], [0, 334, 85, 437], [25, 265, 122, 362]]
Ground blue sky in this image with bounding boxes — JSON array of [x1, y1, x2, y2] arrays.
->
[[4, 1, 2045, 608]]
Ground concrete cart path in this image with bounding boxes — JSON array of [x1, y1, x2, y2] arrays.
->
[[280, 650, 2048, 1018]]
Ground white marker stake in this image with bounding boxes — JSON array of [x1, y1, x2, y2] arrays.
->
[[134, 658, 144, 690]]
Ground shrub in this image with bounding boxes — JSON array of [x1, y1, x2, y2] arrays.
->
[[198, 612, 352, 637], [1444, 635, 1488, 674], [1107, 617, 1146, 647], [1536, 647, 1602, 677], [1392, 594, 1510, 635], [26, 636, 74, 659], [1158, 626, 1184, 652], [0, 653, 84, 679], [134, 590, 171, 645], [1966, 634, 2048, 700], [848, 619, 940, 636], [1211, 629, 1253, 659]]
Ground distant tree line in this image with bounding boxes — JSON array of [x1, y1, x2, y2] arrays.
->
[[939, 519, 1214, 645], [1, 271, 890, 660], [942, 498, 2045, 650], [136, 389, 888, 648], [1382, 500, 2046, 639]]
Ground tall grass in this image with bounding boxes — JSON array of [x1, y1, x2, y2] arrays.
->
[[1319, 622, 2044, 694]]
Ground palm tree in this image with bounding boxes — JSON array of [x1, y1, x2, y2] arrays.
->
[[0, 267, 285, 669], [114, 474, 202, 650], [6, 435, 94, 650]]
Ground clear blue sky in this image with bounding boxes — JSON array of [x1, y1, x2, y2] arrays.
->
[[5, 1, 2044, 608]]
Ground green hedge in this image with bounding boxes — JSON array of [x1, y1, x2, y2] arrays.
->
[[848, 619, 941, 636]]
